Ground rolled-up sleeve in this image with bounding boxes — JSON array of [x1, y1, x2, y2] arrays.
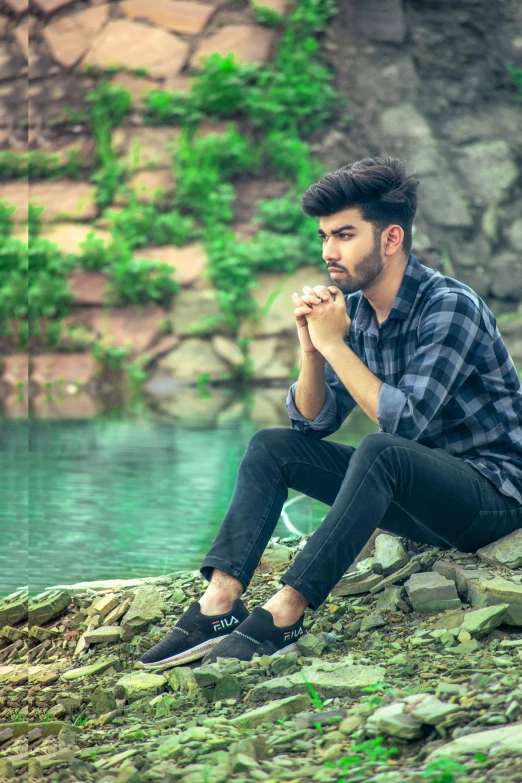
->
[[286, 358, 358, 439], [377, 292, 492, 439]]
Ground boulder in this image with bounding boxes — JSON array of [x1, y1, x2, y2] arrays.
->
[[458, 604, 510, 637], [403, 572, 461, 613], [251, 660, 386, 701], [366, 702, 422, 739], [373, 533, 409, 575], [466, 576, 522, 626], [425, 721, 522, 761], [476, 528, 522, 570], [115, 672, 167, 702], [231, 694, 310, 728], [121, 587, 167, 638]]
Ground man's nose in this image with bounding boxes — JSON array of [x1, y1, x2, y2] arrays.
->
[[322, 238, 340, 263]]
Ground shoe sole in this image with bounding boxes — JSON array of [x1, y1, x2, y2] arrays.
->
[[202, 640, 302, 665], [138, 636, 223, 670]]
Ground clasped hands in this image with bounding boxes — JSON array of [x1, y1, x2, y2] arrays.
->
[[292, 284, 352, 356]]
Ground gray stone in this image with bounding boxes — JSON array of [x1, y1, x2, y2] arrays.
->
[[213, 674, 241, 701], [360, 612, 386, 631], [404, 572, 461, 613], [374, 534, 409, 575], [121, 587, 167, 638], [231, 694, 310, 728], [488, 252, 522, 301], [425, 721, 522, 761], [421, 173, 473, 228], [61, 656, 120, 681], [167, 667, 198, 695], [296, 633, 326, 657], [114, 672, 167, 703], [90, 686, 117, 715], [466, 576, 522, 626], [431, 559, 494, 599], [0, 589, 28, 626], [28, 589, 70, 626], [477, 528, 522, 570], [354, 0, 406, 43], [83, 626, 123, 644], [256, 543, 293, 573], [370, 558, 422, 594], [294, 709, 347, 730], [366, 702, 423, 739], [459, 604, 510, 637], [332, 571, 384, 596], [507, 218, 522, 251], [375, 586, 410, 614], [157, 338, 229, 384], [251, 660, 386, 701], [455, 140, 518, 208], [403, 693, 461, 725]]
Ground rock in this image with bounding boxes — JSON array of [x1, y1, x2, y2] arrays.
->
[[31, 355, 98, 392], [466, 576, 522, 626], [190, 24, 275, 69], [90, 593, 121, 617], [251, 660, 386, 700], [29, 182, 97, 222], [355, 557, 382, 573], [369, 557, 422, 593], [294, 709, 348, 730], [83, 626, 123, 644], [373, 534, 409, 575], [135, 244, 208, 288], [167, 667, 198, 695], [375, 586, 411, 614], [112, 127, 181, 171], [431, 560, 494, 599], [403, 572, 461, 613], [68, 270, 110, 306], [233, 753, 259, 773], [231, 694, 310, 728], [61, 656, 120, 681], [331, 571, 384, 596], [402, 694, 461, 725], [360, 612, 386, 631], [90, 687, 117, 715], [129, 170, 173, 204], [64, 305, 166, 357], [211, 335, 245, 368], [256, 543, 293, 573], [0, 590, 28, 626], [455, 140, 518, 209], [366, 702, 423, 739], [213, 675, 241, 701], [476, 528, 522, 569], [425, 721, 522, 761], [28, 590, 70, 626], [169, 289, 222, 335], [82, 20, 190, 78], [296, 633, 326, 657], [354, 0, 406, 43], [120, 587, 167, 638], [42, 5, 109, 68], [458, 604, 510, 637], [120, 0, 216, 35], [115, 672, 167, 702], [157, 338, 229, 383]]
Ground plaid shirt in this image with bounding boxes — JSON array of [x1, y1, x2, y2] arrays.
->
[[286, 253, 522, 506]]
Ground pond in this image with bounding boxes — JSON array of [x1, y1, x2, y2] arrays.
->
[[1, 386, 377, 597]]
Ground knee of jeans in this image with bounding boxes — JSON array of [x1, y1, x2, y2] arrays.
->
[[248, 427, 295, 453], [354, 432, 398, 458]]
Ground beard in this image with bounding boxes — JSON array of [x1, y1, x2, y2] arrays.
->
[[328, 239, 384, 295]]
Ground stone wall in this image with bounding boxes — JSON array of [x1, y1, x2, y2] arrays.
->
[[1, 0, 521, 417]]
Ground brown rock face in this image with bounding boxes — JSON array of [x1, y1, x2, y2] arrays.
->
[[120, 0, 216, 36], [29, 182, 97, 222], [64, 305, 166, 356], [5, 0, 29, 13], [190, 24, 275, 68], [112, 126, 181, 171], [14, 23, 29, 61], [68, 270, 110, 306], [82, 20, 189, 78], [135, 243, 208, 287], [31, 354, 98, 389], [0, 182, 28, 222], [43, 5, 110, 69], [33, 0, 76, 13], [129, 169, 173, 204]]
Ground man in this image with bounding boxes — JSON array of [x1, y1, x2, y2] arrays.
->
[[139, 156, 522, 670]]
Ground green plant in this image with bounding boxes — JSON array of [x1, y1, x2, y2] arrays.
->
[[106, 198, 198, 249], [506, 64, 522, 99], [29, 203, 44, 238], [107, 251, 180, 308], [73, 715, 87, 727], [422, 756, 468, 783], [87, 82, 131, 209], [0, 203, 15, 237], [252, 1, 283, 27]]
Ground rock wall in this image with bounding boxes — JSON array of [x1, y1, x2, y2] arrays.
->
[[1, 0, 521, 416]]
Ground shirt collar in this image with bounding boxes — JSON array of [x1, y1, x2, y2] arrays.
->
[[352, 253, 424, 332]]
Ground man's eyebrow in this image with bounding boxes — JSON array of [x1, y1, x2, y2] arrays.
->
[[317, 224, 358, 236]]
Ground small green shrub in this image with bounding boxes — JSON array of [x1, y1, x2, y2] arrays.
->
[[252, 2, 283, 27], [106, 199, 198, 249], [106, 249, 181, 308]]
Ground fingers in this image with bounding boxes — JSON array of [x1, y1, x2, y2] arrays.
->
[[292, 292, 316, 310], [294, 306, 311, 316]]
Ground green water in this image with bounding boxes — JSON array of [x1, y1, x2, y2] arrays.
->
[[1, 391, 376, 597]]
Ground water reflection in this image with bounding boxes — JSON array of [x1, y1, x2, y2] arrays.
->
[[1, 387, 376, 597]]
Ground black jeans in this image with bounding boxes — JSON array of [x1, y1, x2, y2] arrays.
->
[[200, 429, 522, 610]]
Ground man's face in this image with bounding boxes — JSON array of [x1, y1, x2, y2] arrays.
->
[[318, 208, 385, 296]]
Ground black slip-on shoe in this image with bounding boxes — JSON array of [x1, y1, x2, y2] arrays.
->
[[138, 598, 249, 669], [200, 606, 307, 665]]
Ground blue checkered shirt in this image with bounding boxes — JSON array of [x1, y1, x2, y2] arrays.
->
[[286, 254, 522, 506]]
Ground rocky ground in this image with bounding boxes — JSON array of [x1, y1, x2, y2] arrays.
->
[[2, 530, 522, 783]]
